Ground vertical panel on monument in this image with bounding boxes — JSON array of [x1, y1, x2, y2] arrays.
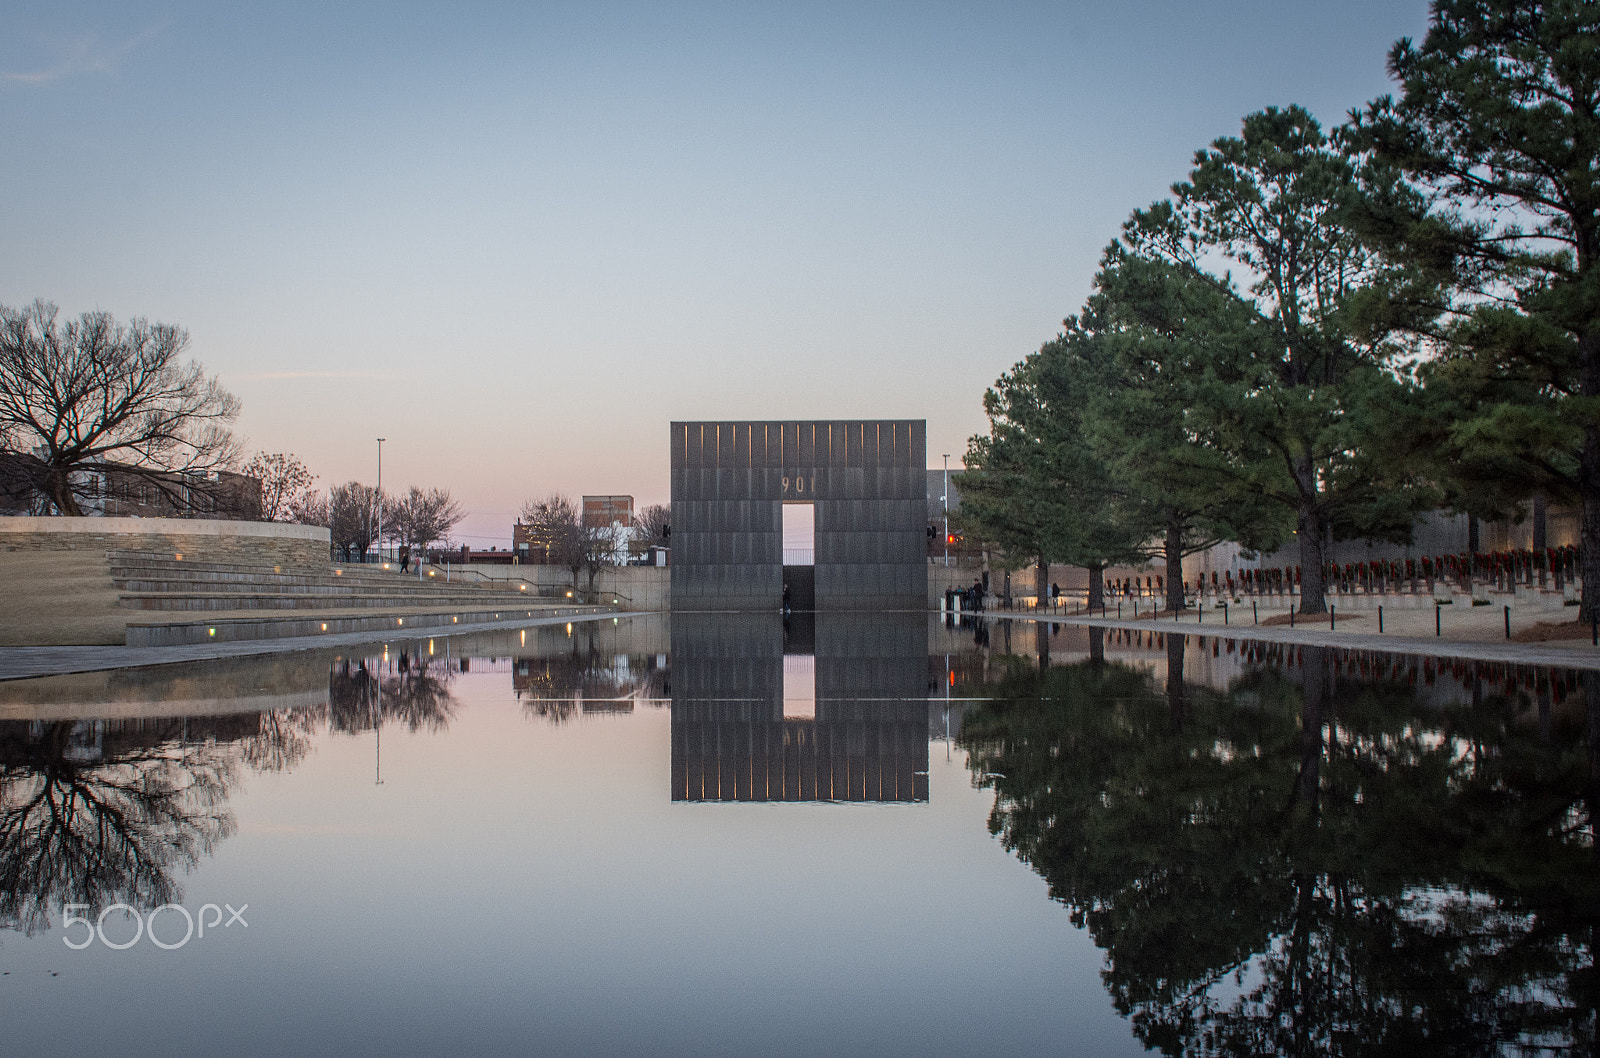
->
[[671, 420, 927, 611]]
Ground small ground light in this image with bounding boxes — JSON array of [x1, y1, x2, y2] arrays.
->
[[208, 627, 215, 636], [398, 618, 403, 625], [321, 623, 327, 631]]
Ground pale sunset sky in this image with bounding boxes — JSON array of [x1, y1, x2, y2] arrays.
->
[[2, 1, 1430, 545]]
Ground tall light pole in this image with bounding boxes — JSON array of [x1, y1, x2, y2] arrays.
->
[[942, 454, 951, 568], [376, 438, 385, 564]]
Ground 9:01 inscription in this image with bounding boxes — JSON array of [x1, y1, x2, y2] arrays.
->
[[781, 475, 816, 495]]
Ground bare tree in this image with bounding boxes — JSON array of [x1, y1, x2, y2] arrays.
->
[[385, 486, 464, 555], [0, 300, 241, 515], [330, 482, 381, 562], [289, 490, 329, 528], [578, 520, 627, 593], [519, 493, 585, 586], [243, 452, 315, 522], [636, 503, 670, 545]]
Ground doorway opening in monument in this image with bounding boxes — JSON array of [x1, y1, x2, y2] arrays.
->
[[783, 654, 816, 720], [782, 502, 814, 566]]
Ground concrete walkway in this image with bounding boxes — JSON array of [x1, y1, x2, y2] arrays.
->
[[0, 610, 651, 682], [989, 594, 1600, 669]]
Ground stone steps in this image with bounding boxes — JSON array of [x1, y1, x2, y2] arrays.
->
[[125, 604, 616, 646], [108, 551, 522, 590], [118, 590, 540, 611], [103, 549, 578, 646]]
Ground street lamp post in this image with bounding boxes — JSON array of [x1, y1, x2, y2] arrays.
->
[[942, 454, 950, 568], [376, 438, 385, 565]]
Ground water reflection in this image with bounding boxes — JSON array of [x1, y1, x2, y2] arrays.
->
[[0, 648, 463, 940], [513, 621, 669, 723], [960, 635, 1600, 1054], [328, 653, 456, 733], [1, 718, 246, 937], [670, 613, 931, 802]]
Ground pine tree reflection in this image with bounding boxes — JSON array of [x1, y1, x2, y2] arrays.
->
[[959, 640, 1599, 1054]]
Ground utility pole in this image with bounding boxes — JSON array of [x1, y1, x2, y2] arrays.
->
[[942, 454, 951, 568], [376, 437, 386, 564]]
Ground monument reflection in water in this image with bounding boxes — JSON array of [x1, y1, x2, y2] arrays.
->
[[670, 612, 930, 802], [3, 616, 1597, 1054]]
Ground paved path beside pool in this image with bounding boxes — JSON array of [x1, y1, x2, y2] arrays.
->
[[0, 610, 652, 682], [985, 594, 1600, 669]]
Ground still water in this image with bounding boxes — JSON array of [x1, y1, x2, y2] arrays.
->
[[1, 613, 1594, 1056]]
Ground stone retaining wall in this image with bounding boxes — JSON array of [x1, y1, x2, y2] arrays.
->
[[0, 516, 331, 568]]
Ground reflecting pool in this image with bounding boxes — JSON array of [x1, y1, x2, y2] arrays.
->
[[1, 614, 1594, 1056]]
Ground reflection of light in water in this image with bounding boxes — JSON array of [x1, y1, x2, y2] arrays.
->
[[783, 655, 815, 719]]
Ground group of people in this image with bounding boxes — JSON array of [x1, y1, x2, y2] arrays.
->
[[943, 582, 987, 613]]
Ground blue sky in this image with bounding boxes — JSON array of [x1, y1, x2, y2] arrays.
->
[[1, 1, 1431, 544]]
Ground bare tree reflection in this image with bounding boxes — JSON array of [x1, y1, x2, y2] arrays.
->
[[239, 708, 320, 773], [516, 625, 667, 724], [0, 720, 238, 936], [327, 654, 456, 734]]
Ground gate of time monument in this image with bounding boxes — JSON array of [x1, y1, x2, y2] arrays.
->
[[670, 420, 928, 611]]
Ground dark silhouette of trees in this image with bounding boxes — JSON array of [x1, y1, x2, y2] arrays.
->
[[327, 656, 456, 734], [329, 482, 381, 562], [1351, 0, 1600, 619], [0, 720, 239, 936], [0, 300, 241, 516], [243, 451, 315, 523], [960, 643, 1600, 1054]]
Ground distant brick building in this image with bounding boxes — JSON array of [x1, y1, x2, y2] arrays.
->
[[582, 495, 633, 528]]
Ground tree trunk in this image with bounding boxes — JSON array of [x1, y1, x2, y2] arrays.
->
[[46, 465, 81, 515], [1164, 517, 1185, 612], [1583, 325, 1600, 621], [1166, 631, 1185, 724], [1086, 564, 1104, 612], [1296, 492, 1329, 616], [1037, 557, 1049, 611], [1292, 645, 1328, 816]]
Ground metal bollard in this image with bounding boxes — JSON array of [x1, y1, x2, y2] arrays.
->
[[1436, 604, 1442, 637], [1505, 604, 1511, 640], [1378, 605, 1383, 633], [1330, 604, 1335, 630]]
